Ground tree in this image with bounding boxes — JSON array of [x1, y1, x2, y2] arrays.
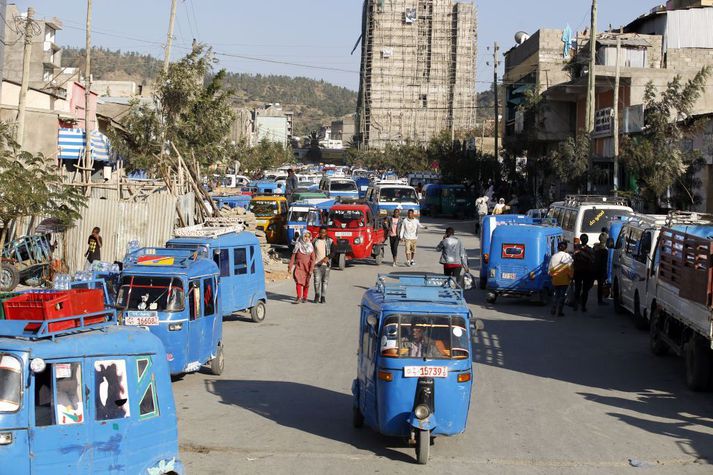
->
[[234, 139, 293, 174], [621, 67, 711, 207], [550, 133, 591, 192], [0, 122, 86, 247]]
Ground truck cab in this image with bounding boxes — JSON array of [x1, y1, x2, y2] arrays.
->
[[118, 247, 224, 376], [0, 293, 182, 475], [167, 222, 268, 323]]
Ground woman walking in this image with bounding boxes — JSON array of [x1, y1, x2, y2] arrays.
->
[[288, 231, 316, 303], [383, 209, 403, 266]]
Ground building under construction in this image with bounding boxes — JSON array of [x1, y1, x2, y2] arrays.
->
[[356, 0, 477, 149]]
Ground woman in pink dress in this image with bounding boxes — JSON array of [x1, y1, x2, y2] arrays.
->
[[288, 231, 316, 303]]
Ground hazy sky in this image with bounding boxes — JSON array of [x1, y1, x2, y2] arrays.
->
[[13, 1, 657, 91]]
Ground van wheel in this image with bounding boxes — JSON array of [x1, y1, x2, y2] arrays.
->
[[633, 292, 648, 330], [613, 280, 624, 314], [415, 429, 430, 464], [685, 335, 713, 391], [649, 307, 668, 356], [486, 292, 497, 304], [374, 247, 384, 265], [352, 405, 364, 428], [209, 345, 225, 376], [0, 262, 19, 291], [250, 301, 267, 323], [337, 253, 346, 270]]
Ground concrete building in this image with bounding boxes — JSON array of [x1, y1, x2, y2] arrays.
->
[[503, 4, 713, 207], [356, 0, 477, 149], [3, 3, 63, 93], [331, 114, 356, 145], [253, 103, 293, 147]]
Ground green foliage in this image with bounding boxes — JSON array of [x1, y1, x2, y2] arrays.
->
[[232, 139, 294, 173], [347, 141, 429, 176], [549, 133, 592, 192], [0, 122, 86, 246], [621, 67, 711, 206]]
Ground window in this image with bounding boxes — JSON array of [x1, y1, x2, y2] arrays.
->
[[249, 246, 256, 274], [379, 187, 418, 203], [94, 360, 130, 421], [580, 208, 632, 234], [420, 94, 428, 108], [637, 231, 653, 264], [116, 276, 184, 312], [625, 228, 642, 256], [136, 356, 158, 420], [501, 243, 525, 259], [234, 248, 248, 275], [380, 314, 468, 360], [189, 281, 199, 320], [330, 181, 357, 192], [139, 384, 157, 419], [0, 354, 22, 413], [562, 210, 574, 231], [203, 278, 215, 316], [34, 362, 84, 426], [214, 249, 230, 277]]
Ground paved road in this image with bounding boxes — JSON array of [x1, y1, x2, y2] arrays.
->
[[174, 218, 713, 474]]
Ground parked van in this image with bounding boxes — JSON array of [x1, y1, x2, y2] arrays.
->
[[365, 183, 420, 219], [611, 215, 667, 329], [319, 177, 359, 200], [547, 195, 632, 248]]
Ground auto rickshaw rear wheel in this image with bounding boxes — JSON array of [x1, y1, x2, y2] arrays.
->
[[0, 262, 20, 291], [251, 301, 267, 323], [415, 429, 430, 464], [209, 345, 225, 376], [352, 405, 364, 428], [337, 253, 346, 270]]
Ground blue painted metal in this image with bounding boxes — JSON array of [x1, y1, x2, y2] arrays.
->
[[485, 224, 564, 297], [366, 184, 421, 219], [119, 247, 222, 375], [479, 214, 536, 285], [0, 309, 183, 474], [353, 273, 473, 442], [212, 195, 251, 210]]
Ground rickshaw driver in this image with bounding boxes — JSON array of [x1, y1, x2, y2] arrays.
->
[[403, 322, 448, 358]]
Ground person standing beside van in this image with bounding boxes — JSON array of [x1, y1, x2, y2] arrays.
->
[[593, 233, 609, 305], [572, 234, 595, 312], [548, 242, 574, 317], [383, 209, 403, 266]]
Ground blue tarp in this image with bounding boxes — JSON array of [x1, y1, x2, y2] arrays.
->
[[58, 128, 112, 162]]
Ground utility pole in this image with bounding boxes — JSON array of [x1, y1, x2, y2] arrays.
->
[[492, 42, 501, 158], [84, 0, 93, 185], [16, 7, 34, 147], [612, 36, 621, 192], [585, 0, 597, 191], [163, 0, 178, 72]]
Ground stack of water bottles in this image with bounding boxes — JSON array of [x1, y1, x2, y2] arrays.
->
[[53, 273, 72, 290]]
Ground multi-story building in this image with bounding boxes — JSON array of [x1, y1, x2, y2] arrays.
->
[[3, 3, 63, 92], [356, 0, 477, 149], [253, 103, 293, 147], [503, 3, 713, 207], [331, 114, 356, 145]]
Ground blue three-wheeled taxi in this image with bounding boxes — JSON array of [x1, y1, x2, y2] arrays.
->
[[352, 273, 483, 464]]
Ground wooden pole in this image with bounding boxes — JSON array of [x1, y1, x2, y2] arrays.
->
[[16, 7, 34, 147], [493, 41, 500, 158], [163, 0, 178, 73], [612, 36, 621, 192], [84, 0, 93, 185], [585, 0, 598, 191]]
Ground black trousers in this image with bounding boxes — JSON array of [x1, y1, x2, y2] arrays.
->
[[389, 236, 400, 259], [573, 276, 594, 310], [595, 273, 607, 303]]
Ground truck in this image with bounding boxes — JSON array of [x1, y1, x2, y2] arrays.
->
[[647, 212, 713, 390]]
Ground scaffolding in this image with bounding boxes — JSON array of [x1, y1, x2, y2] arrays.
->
[[357, 0, 477, 149]]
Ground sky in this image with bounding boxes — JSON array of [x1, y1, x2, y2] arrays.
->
[[13, 0, 658, 91]]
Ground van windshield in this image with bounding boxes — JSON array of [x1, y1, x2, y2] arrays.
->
[[116, 276, 185, 312], [380, 314, 469, 359], [330, 181, 357, 192], [581, 208, 632, 233], [0, 354, 22, 412], [380, 188, 418, 203]]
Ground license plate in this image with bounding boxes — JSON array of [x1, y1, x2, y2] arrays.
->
[[404, 366, 448, 378], [501, 272, 517, 280], [335, 231, 352, 237], [124, 311, 159, 326]]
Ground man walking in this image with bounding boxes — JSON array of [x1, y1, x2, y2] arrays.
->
[[312, 226, 332, 304], [436, 227, 468, 285], [286, 169, 298, 196], [572, 234, 595, 312], [383, 209, 403, 267], [548, 241, 574, 317], [399, 209, 423, 267], [475, 194, 489, 235], [593, 233, 609, 305]]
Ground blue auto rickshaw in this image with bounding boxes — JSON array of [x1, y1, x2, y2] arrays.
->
[[166, 227, 268, 323], [484, 224, 564, 304], [355, 177, 371, 198], [286, 201, 333, 246], [352, 273, 483, 464], [212, 194, 251, 210], [118, 247, 224, 376], [479, 214, 534, 289], [0, 290, 183, 474]]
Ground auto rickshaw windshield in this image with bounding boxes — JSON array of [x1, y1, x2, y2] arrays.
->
[[380, 314, 469, 360], [116, 276, 185, 312], [0, 354, 22, 412], [329, 210, 365, 228], [249, 201, 279, 217], [288, 210, 310, 222]]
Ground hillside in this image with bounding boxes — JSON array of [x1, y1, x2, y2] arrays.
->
[[62, 47, 358, 136]]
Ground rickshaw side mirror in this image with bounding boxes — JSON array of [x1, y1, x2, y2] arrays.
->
[[471, 319, 485, 332]]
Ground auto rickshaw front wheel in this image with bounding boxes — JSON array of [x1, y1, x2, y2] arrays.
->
[[250, 301, 267, 323], [374, 247, 384, 265], [415, 428, 430, 464], [0, 262, 19, 291], [209, 345, 225, 376], [336, 253, 346, 270]]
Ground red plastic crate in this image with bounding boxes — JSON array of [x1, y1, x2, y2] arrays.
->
[[3, 289, 106, 332]]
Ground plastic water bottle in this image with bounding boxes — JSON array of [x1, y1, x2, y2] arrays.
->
[[126, 240, 140, 257]]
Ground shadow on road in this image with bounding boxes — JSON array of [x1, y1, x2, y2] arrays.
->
[[206, 379, 415, 463]]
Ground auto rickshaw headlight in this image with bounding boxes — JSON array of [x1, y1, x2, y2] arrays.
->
[[0, 433, 13, 445], [414, 404, 430, 420], [169, 322, 184, 331], [30, 358, 46, 373], [354, 236, 363, 244]]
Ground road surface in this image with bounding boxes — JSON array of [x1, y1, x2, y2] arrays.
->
[[174, 218, 713, 474]]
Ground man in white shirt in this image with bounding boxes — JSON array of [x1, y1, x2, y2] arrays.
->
[[475, 195, 489, 234], [399, 209, 424, 266]]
